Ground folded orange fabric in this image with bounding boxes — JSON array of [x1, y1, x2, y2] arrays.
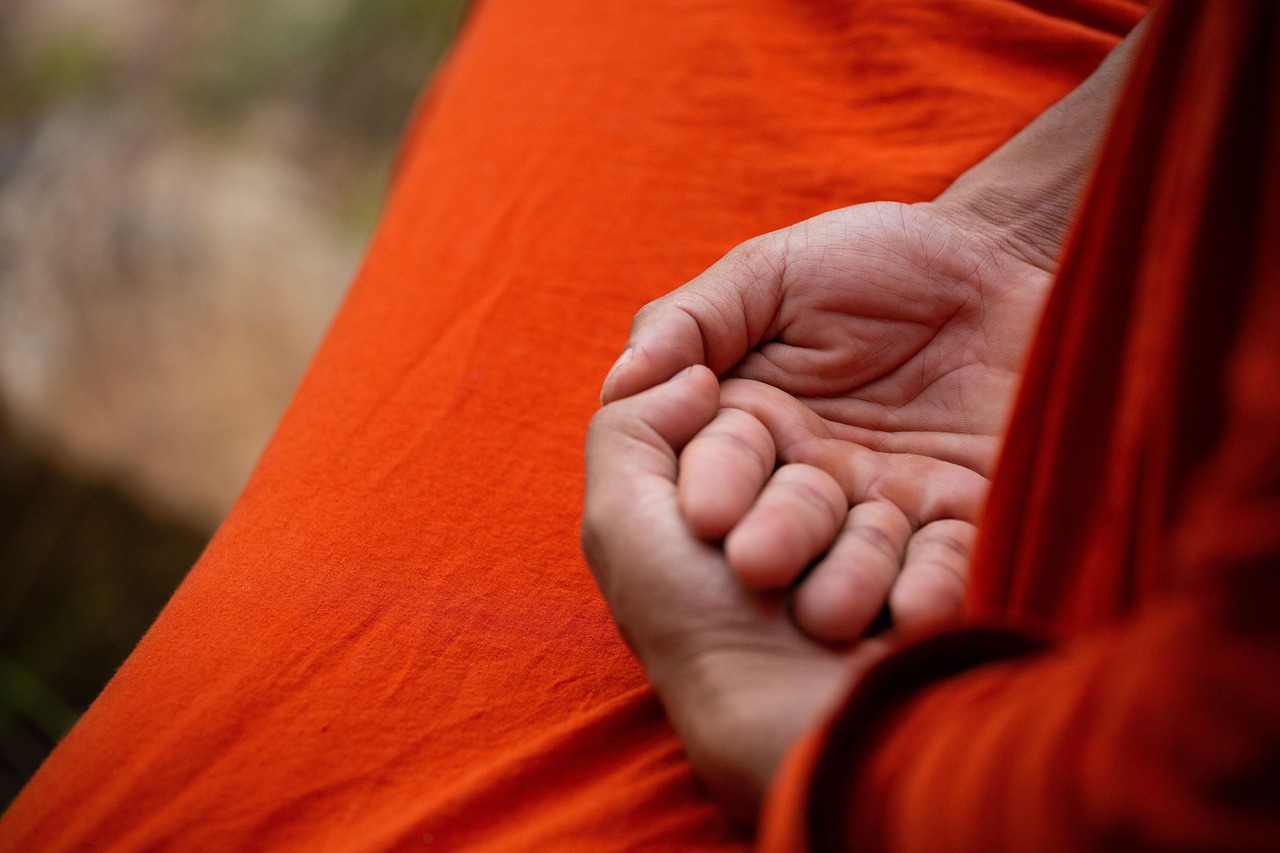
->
[[764, 2, 1280, 850], [0, 2, 1144, 849]]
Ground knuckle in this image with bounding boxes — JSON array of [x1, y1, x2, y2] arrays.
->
[[850, 520, 902, 562], [586, 402, 626, 437], [921, 526, 974, 560], [729, 232, 785, 277], [695, 426, 772, 477], [630, 299, 661, 330], [780, 470, 843, 523]]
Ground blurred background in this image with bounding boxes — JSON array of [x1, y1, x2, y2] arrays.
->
[[0, 0, 468, 806]]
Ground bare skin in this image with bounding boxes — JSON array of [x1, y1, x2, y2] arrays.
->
[[609, 201, 1050, 642], [584, 20, 1146, 821], [584, 366, 895, 821]]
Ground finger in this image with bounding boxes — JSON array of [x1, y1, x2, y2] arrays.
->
[[718, 379, 993, 528], [725, 463, 847, 591], [582, 365, 720, 573], [584, 363, 720, 491], [889, 519, 974, 636], [600, 232, 788, 404], [678, 408, 777, 540], [791, 500, 913, 644]]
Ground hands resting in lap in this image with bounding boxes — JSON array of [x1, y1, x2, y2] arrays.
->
[[582, 200, 1053, 817], [581, 21, 1142, 816], [603, 201, 1051, 640]]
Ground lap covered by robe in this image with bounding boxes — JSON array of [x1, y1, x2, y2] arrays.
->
[[0, 2, 1145, 850]]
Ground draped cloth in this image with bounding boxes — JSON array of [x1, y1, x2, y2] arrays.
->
[[13, 0, 1276, 850], [765, 2, 1280, 850]]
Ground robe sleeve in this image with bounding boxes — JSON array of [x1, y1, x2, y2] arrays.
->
[[766, 566, 1280, 851]]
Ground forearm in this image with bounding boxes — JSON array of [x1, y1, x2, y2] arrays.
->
[[930, 18, 1149, 272]]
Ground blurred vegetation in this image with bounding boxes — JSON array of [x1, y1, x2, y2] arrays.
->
[[186, 0, 468, 143], [0, 28, 115, 120], [0, 0, 469, 810], [0, 0, 469, 230]]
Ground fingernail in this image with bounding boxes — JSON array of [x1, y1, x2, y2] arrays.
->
[[605, 347, 633, 382], [668, 365, 696, 382]]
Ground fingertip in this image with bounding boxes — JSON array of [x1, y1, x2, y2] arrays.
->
[[601, 350, 716, 404], [599, 346, 635, 404], [679, 487, 730, 540], [651, 364, 719, 431], [724, 524, 801, 590], [792, 580, 880, 645], [890, 520, 973, 637], [602, 295, 721, 404], [680, 487, 742, 541], [586, 367, 719, 481], [669, 363, 719, 394], [790, 501, 912, 644], [888, 577, 965, 638], [793, 579, 898, 645], [724, 464, 847, 591], [601, 343, 664, 405], [677, 406, 775, 541]]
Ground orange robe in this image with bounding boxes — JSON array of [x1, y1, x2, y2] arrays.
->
[[0, 1, 1203, 850], [765, 2, 1280, 850]]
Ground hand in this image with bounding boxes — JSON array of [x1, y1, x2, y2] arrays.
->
[[602, 202, 1053, 642], [582, 366, 896, 820]]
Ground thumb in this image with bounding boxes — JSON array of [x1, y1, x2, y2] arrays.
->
[[600, 231, 789, 404], [582, 365, 720, 587], [585, 365, 720, 492]]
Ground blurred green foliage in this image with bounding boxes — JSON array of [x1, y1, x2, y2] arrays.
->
[[0, 28, 115, 123], [1, 0, 470, 174]]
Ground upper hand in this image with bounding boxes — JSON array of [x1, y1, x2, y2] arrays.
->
[[601, 202, 1053, 641]]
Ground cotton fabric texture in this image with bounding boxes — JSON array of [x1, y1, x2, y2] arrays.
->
[[12, 1, 1276, 851]]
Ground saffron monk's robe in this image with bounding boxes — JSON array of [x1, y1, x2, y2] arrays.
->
[[3, 1, 1219, 850], [764, 2, 1280, 851]]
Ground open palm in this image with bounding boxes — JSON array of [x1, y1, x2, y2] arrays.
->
[[602, 201, 1053, 641]]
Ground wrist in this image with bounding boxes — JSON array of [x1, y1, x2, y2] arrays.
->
[[927, 171, 1084, 274], [648, 646, 786, 820], [649, 636, 895, 824], [920, 190, 1070, 276], [925, 17, 1147, 275]]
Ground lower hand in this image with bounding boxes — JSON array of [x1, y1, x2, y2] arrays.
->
[[582, 366, 897, 819], [677, 377, 978, 643]]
